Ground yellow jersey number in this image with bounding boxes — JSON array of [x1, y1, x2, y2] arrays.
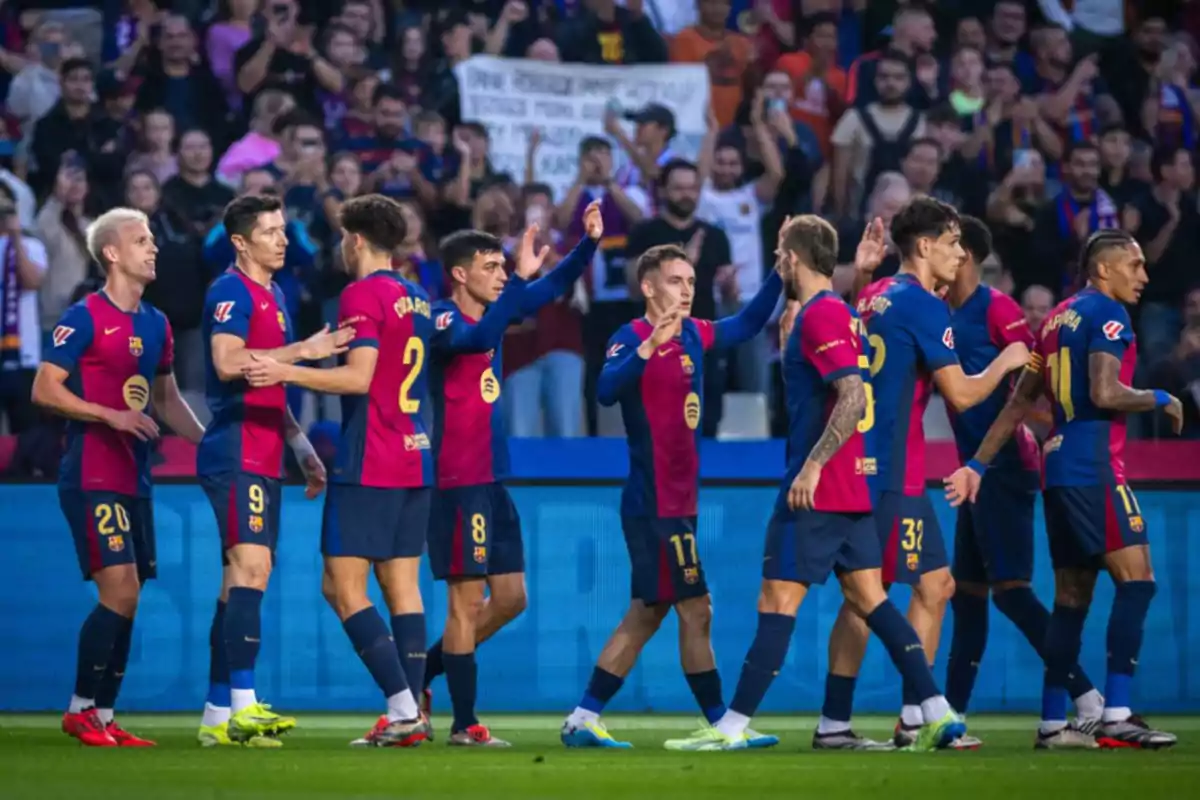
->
[[470, 513, 487, 544], [856, 333, 886, 434], [398, 336, 425, 414], [669, 532, 698, 567], [94, 502, 131, 535], [248, 483, 265, 514], [1046, 347, 1075, 421], [900, 518, 924, 552]]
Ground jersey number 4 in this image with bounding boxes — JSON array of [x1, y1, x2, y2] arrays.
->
[[399, 336, 425, 413], [1046, 347, 1076, 421]]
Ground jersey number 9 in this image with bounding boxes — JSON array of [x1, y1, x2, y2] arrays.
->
[[399, 336, 425, 414]]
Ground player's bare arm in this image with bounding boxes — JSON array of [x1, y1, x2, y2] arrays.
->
[[944, 364, 1045, 507], [246, 347, 379, 394], [209, 324, 353, 382], [934, 341, 1030, 412], [636, 305, 682, 360], [151, 373, 205, 443], [285, 407, 327, 499], [790, 373, 866, 511], [1088, 351, 1171, 416], [32, 362, 160, 441]]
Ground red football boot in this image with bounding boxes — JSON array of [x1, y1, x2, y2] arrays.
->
[[62, 708, 117, 747], [107, 721, 157, 747]]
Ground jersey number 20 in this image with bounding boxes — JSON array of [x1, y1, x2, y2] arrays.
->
[[398, 336, 425, 413]]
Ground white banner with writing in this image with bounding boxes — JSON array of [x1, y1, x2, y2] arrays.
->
[[455, 56, 711, 201]]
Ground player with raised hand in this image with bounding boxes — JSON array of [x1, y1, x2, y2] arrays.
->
[[666, 215, 965, 752], [945, 229, 1182, 749], [33, 208, 205, 747], [560, 239, 782, 751], [195, 194, 351, 748], [941, 216, 1102, 749], [421, 202, 601, 747], [243, 194, 434, 748], [816, 197, 1029, 751]]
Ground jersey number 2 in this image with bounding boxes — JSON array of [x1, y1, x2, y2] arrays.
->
[[399, 336, 425, 413], [1046, 347, 1076, 421]]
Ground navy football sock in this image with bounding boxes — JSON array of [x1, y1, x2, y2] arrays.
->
[[1105, 581, 1156, 710], [95, 614, 134, 711], [443, 652, 479, 732], [821, 673, 857, 724], [74, 605, 125, 702], [345, 607, 409, 700], [390, 614, 427, 699], [1041, 680, 1069, 723], [224, 587, 264, 691], [945, 592, 988, 713], [579, 667, 624, 714], [1044, 604, 1088, 695], [685, 669, 726, 724], [206, 600, 231, 707], [424, 639, 445, 690], [729, 612, 795, 718], [994, 587, 1096, 699], [865, 600, 940, 703]]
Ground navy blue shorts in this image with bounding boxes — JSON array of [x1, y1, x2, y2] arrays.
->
[[428, 483, 524, 580], [621, 516, 709, 605], [763, 508, 880, 585], [60, 490, 155, 581], [953, 469, 1038, 585], [876, 491, 947, 585], [1043, 483, 1149, 571], [199, 472, 282, 563], [323, 484, 431, 561]]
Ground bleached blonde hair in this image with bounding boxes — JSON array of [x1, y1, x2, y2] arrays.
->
[[85, 208, 149, 271]]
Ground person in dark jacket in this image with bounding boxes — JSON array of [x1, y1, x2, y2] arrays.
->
[[555, 0, 667, 65]]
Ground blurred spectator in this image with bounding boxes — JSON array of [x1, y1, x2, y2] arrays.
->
[[775, 12, 845, 161], [985, 1, 1035, 84], [1021, 283, 1055, 332], [627, 158, 732, 436], [1111, 15, 1167, 140], [1027, 25, 1118, 147], [135, 14, 229, 147], [443, 122, 497, 217], [336, 0, 387, 69], [216, 88, 295, 185], [105, 0, 158, 78], [1140, 33, 1200, 152], [609, 102, 678, 198], [207, 0, 258, 110], [316, 23, 364, 131], [271, 111, 330, 230], [831, 50, 924, 218], [1097, 123, 1148, 209], [339, 84, 425, 201], [1030, 140, 1114, 296], [162, 128, 236, 237], [948, 44, 985, 117], [836, 171, 908, 285], [388, 24, 433, 111], [1123, 146, 1199, 363], [5, 17, 81, 133], [556, 0, 668, 65], [987, 148, 1050, 298], [963, 61, 1062, 185], [0, 163, 35, 229], [670, 0, 752, 127], [847, 6, 938, 110], [34, 159, 92, 334], [235, 0, 344, 117], [28, 57, 100, 195], [748, 0, 796, 72], [125, 108, 179, 186], [1037, 0, 1126, 58], [394, 200, 444, 300], [340, 72, 379, 137], [954, 14, 987, 53], [424, 11, 474, 128], [1148, 320, 1200, 439], [0, 180, 47, 435]]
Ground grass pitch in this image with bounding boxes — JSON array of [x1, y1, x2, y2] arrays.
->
[[1, 714, 1197, 799]]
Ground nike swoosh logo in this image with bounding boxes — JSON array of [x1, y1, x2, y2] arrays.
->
[[259, 302, 269, 310], [657, 348, 671, 356], [244, 637, 260, 643], [104, 327, 120, 335]]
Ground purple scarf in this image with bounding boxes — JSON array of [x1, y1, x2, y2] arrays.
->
[[1, 237, 20, 371]]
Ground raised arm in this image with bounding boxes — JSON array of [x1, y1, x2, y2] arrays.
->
[[432, 278, 529, 355], [710, 270, 783, 350], [598, 309, 680, 406], [519, 207, 601, 315]]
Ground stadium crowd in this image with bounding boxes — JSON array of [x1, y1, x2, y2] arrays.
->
[[2, 0, 1199, 471]]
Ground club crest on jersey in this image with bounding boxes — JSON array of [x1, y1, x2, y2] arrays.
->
[[906, 552, 919, 571], [607, 343, 623, 359], [480, 367, 501, 404], [404, 433, 431, 451], [52, 325, 74, 347], [122, 375, 150, 411], [1130, 515, 1145, 533], [855, 457, 877, 476], [1103, 320, 1124, 341], [680, 354, 695, 375], [248, 514, 264, 533], [435, 312, 453, 330], [213, 301, 234, 323], [683, 566, 699, 585], [277, 310, 286, 331], [473, 546, 487, 564], [942, 328, 955, 349], [107, 534, 125, 553], [128, 336, 143, 357], [684, 391, 701, 430]]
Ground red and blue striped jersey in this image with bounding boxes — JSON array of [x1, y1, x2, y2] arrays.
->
[[45, 292, 174, 497], [781, 291, 873, 513], [1035, 287, 1136, 487], [856, 273, 959, 496], [197, 268, 292, 479], [948, 284, 1040, 474], [331, 271, 434, 488]]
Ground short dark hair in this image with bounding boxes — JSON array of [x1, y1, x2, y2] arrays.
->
[[1064, 140, 1099, 163], [958, 215, 993, 265], [925, 103, 960, 128], [802, 11, 837, 35], [878, 48, 912, 72], [223, 194, 284, 241], [522, 182, 553, 201], [460, 121, 489, 140], [890, 195, 961, 259], [372, 82, 405, 106], [1099, 122, 1127, 139], [413, 110, 445, 130], [340, 194, 409, 252], [779, 215, 839, 278], [635, 243, 689, 283], [272, 108, 320, 137], [60, 57, 92, 78], [579, 135, 610, 156], [1151, 145, 1190, 182], [439, 230, 504, 272], [659, 158, 698, 188], [1080, 229, 1136, 277], [904, 137, 943, 159]]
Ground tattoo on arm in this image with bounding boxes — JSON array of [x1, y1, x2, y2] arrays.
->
[[1088, 352, 1158, 412], [807, 374, 867, 466], [974, 369, 1043, 465]]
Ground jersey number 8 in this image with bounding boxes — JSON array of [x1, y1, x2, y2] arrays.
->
[[399, 336, 425, 413]]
